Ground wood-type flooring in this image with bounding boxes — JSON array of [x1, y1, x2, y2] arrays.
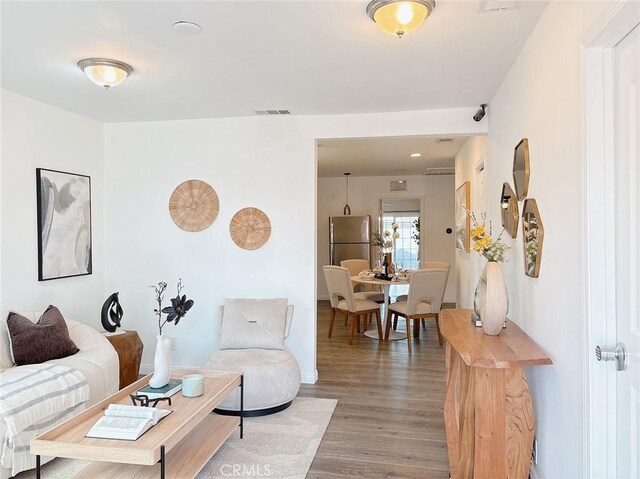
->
[[300, 301, 450, 478]]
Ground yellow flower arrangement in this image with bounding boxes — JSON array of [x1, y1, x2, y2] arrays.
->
[[465, 208, 509, 263], [470, 225, 486, 239]]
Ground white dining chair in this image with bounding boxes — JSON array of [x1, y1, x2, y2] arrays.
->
[[385, 268, 449, 350], [340, 259, 385, 304], [323, 265, 383, 344], [394, 261, 450, 334]]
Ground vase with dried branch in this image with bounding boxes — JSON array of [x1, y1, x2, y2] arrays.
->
[[149, 279, 194, 388]]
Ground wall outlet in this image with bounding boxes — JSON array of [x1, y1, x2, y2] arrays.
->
[[169, 337, 177, 351], [531, 437, 538, 465]]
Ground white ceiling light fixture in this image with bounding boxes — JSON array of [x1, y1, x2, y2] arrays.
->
[[172, 21, 202, 34], [410, 152, 422, 158], [78, 58, 133, 90], [367, 0, 436, 38]]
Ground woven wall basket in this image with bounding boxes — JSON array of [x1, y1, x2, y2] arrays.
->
[[169, 179, 219, 232], [229, 207, 271, 250]]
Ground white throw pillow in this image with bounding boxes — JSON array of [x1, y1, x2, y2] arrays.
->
[[219, 299, 288, 351]]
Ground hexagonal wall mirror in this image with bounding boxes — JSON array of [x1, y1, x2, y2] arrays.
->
[[522, 198, 543, 277], [500, 182, 519, 238], [513, 138, 530, 200]]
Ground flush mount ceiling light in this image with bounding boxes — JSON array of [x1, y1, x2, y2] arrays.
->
[[367, 0, 436, 38], [78, 58, 133, 90], [410, 152, 422, 158]]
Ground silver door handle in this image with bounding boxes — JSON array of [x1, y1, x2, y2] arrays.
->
[[595, 342, 627, 371]]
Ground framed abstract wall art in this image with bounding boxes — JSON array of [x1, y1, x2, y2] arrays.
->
[[36, 168, 92, 281], [455, 181, 471, 252]]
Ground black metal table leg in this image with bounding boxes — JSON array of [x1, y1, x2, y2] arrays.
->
[[240, 374, 244, 439], [36, 455, 41, 479], [160, 445, 165, 479]]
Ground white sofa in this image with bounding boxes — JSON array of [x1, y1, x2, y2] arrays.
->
[[0, 312, 119, 478]]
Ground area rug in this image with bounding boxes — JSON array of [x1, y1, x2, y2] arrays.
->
[[15, 397, 337, 479]]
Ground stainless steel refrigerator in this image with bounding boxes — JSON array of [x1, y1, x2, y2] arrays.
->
[[329, 215, 371, 266]]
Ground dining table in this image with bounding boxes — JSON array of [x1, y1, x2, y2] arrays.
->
[[351, 274, 410, 340]]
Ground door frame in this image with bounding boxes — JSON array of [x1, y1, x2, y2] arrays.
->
[[581, 2, 640, 476], [473, 158, 485, 284]]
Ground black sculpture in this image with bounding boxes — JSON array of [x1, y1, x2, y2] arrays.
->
[[101, 292, 123, 332]]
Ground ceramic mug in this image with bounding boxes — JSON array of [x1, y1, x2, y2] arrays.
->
[[182, 374, 205, 397]]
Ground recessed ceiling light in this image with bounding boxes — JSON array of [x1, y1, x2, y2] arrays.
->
[[172, 21, 202, 34], [410, 153, 422, 158]]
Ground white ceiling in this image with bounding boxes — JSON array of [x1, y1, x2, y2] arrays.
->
[[317, 135, 468, 177], [1, 1, 547, 123]]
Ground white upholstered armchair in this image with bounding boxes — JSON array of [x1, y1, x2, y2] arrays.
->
[[202, 299, 301, 416]]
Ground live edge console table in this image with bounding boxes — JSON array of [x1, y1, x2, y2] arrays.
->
[[441, 309, 552, 479]]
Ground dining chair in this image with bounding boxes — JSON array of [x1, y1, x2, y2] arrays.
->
[[385, 268, 449, 351], [394, 261, 450, 335], [340, 259, 385, 304], [323, 265, 383, 344]]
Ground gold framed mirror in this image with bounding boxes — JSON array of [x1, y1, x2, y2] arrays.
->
[[500, 182, 519, 238], [522, 198, 543, 277], [512, 138, 530, 200]]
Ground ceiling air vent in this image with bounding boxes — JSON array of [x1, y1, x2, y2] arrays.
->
[[436, 138, 454, 144], [390, 180, 408, 192], [478, 0, 517, 13], [424, 167, 455, 176], [254, 109, 291, 115]]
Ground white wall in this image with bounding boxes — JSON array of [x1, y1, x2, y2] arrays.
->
[[0, 89, 104, 323], [103, 108, 486, 384], [456, 2, 616, 477], [454, 136, 487, 308], [317, 175, 457, 302]]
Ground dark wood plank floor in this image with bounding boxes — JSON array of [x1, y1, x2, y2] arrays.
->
[[299, 301, 450, 479]]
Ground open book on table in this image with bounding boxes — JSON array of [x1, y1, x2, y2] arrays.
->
[[86, 404, 172, 441]]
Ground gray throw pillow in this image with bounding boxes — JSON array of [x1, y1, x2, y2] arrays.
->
[[7, 306, 79, 366]]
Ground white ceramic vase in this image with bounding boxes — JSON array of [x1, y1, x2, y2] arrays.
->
[[477, 261, 508, 336], [149, 334, 172, 388]]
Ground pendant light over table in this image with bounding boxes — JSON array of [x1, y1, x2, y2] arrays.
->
[[343, 173, 351, 215]]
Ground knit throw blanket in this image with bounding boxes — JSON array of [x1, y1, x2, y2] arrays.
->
[[0, 363, 89, 475]]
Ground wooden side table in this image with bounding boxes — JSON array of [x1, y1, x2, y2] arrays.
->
[[441, 309, 552, 479], [103, 330, 143, 389]]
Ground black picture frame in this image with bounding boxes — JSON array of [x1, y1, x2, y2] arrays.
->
[[36, 168, 92, 281]]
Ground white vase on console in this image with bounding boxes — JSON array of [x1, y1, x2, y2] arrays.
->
[[477, 261, 508, 336], [149, 334, 172, 388]]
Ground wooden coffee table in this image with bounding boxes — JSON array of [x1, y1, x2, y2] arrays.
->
[[30, 368, 243, 479]]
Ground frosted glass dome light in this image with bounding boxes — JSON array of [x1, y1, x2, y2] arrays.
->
[[366, 0, 436, 38], [78, 58, 133, 90]]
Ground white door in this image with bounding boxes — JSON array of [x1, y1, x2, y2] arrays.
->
[[613, 23, 640, 477]]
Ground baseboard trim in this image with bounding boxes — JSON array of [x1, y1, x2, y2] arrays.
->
[[301, 370, 318, 384], [530, 463, 543, 479]]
